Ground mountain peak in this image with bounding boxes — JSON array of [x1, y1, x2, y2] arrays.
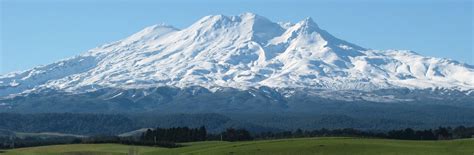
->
[[292, 17, 320, 34], [239, 12, 258, 19], [121, 24, 178, 45], [301, 17, 317, 26], [189, 13, 284, 44], [194, 13, 274, 27]]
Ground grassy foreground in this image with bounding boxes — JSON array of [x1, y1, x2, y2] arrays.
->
[[1, 137, 473, 155]]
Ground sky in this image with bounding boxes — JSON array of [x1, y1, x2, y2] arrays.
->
[[0, 0, 472, 74]]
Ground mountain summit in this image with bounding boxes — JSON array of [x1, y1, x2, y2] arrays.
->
[[1, 13, 473, 97]]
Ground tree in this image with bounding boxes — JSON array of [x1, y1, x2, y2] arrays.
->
[[294, 129, 303, 138], [198, 126, 207, 141], [221, 128, 253, 141], [403, 128, 415, 140], [435, 127, 451, 140]]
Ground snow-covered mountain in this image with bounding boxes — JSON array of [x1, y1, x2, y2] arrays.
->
[[1, 13, 473, 98]]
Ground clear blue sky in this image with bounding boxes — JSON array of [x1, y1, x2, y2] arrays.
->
[[1, 0, 472, 74]]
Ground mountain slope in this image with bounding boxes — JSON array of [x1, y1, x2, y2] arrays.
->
[[1, 13, 473, 98]]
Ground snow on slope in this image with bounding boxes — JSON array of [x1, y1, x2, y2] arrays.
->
[[1, 13, 473, 97]]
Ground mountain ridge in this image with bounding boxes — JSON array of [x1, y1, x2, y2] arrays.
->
[[1, 13, 473, 98]]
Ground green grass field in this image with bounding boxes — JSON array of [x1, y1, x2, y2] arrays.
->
[[1, 137, 473, 155]]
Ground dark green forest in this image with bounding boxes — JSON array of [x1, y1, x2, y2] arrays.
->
[[2, 112, 474, 136], [1, 126, 473, 149]]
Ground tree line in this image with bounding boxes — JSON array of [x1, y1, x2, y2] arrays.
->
[[141, 126, 207, 143], [1, 126, 473, 149], [254, 126, 474, 140], [207, 128, 253, 141]]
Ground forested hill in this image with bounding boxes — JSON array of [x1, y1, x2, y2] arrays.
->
[[1, 112, 474, 136], [0, 113, 275, 135]]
